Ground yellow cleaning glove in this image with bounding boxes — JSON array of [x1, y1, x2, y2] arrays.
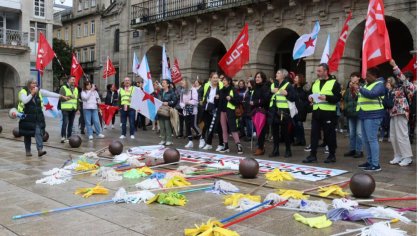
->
[[165, 176, 191, 188], [138, 166, 154, 175], [318, 185, 349, 197], [75, 160, 98, 171], [146, 191, 187, 206], [184, 220, 239, 236], [75, 184, 109, 198], [276, 189, 309, 200], [293, 213, 332, 228], [265, 168, 294, 182], [224, 193, 261, 207]]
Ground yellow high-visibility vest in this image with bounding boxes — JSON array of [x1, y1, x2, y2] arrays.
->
[[312, 79, 336, 111], [226, 90, 235, 110], [270, 82, 290, 108], [61, 86, 78, 110], [119, 86, 134, 106], [202, 81, 223, 102], [356, 81, 384, 111], [18, 88, 43, 113]]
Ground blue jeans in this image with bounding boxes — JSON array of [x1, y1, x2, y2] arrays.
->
[[361, 118, 382, 167], [348, 117, 363, 152], [245, 117, 253, 137], [24, 124, 43, 152], [84, 109, 102, 137], [120, 108, 136, 136]]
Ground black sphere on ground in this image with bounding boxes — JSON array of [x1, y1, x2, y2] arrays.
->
[[12, 127, 21, 138], [163, 148, 180, 163], [350, 173, 376, 198], [239, 157, 259, 178], [68, 135, 82, 148], [108, 140, 123, 155], [0, 125, 2, 134], [43, 131, 49, 142]]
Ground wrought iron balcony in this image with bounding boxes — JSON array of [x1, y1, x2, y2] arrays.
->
[[80, 60, 96, 69], [131, 0, 263, 26], [0, 28, 29, 49]]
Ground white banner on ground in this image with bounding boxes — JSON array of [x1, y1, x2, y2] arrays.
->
[[127, 146, 348, 182]]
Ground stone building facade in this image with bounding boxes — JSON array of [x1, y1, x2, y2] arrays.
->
[[127, 0, 416, 84]]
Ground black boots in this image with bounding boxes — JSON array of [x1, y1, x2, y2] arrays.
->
[[269, 146, 279, 158]]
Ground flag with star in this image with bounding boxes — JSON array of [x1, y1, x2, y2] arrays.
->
[[293, 21, 320, 60], [130, 87, 162, 121], [42, 97, 61, 118]]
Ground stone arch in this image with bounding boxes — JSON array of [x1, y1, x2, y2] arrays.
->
[[256, 28, 303, 78], [145, 45, 163, 80], [191, 37, 227, 81], [344, 15, 414, 78], [0, 62, 19, 108]]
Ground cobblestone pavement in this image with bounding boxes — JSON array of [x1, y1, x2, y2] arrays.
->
[[0, 110, 416, 235]]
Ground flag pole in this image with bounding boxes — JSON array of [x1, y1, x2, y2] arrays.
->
[[54, 53, 68, 77]]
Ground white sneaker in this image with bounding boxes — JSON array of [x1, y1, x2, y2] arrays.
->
[[216, 145, 224, 152], [324, 146, 329, 154], [98, 134, 105, 139], [152, 127, 155, 131], [199, 139, 206, 149], [111, 125, 115, 129], [61, 137, 66, 143], [389, 156, 402, 165], [119, 135, 126, 139], [399, 157, 413, 166], [185, 141, 193, 148], [159, 141, 166, 145], [88, 135, 93, 140], [165, 141, 173, 146], [130, 135, 135, 139], [104, 125, 107, 129], [203, 144, 212, 150], [120, 123, 122, 127]]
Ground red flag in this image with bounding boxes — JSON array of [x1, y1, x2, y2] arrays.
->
[[171, 58, 182, 84], [402, 55, 417, 81], [329, 12, 352, 73], [36, 32, 55, 75], [99, 104, 119, 125], [103, 57, 116, 79], [218, 23, 249, 78], [71, 53, 84, 86], [362, 0, 392, 78]]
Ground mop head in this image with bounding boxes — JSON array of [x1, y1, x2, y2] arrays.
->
[[165, 171, 186, 179], [359, 221, 407, 236], [232, 198, 262, 211], [285, 199, 329, 213], [126, 158, 145, 168], [264, 193, 287, 204], [75, 183, 109, 198], [114, 153, 131, 162], [206, 180, 240, 195], [332, 198, 359, 210], [318, 185, 349, 197], [74, 160, 98, 171], [184, 219, 239, 236], [165, 176, 191, 188], [137, 166, 154, 175], [146, 191, 187, 206], [112, 188, 155, 204], [177, 166, 198, 175], [276, 189, 309, 200], [113, 153, 144, 167], [36, 169, 72, 185], [82, 152, 98, 159], [136, 178, 168, 190], [92, 167, 122, 182], [63, 162, 78, 170], [265, 168, 294, 182], [367, 207, 411, 224], [224, 193, 261, 208], [123, 169, 146, 179], [206, 161, 239, 170], [149, 172, 166, 180]]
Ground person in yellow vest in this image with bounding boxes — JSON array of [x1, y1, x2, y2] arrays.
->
[[59, 76, 79, 143], [353, 67, 386, 172], [218, 76, 243, 154], [119, 77, 136, 139], [268, 69, 296, 158], [303, 63, 342, 164], [19, 79, 68, 157]]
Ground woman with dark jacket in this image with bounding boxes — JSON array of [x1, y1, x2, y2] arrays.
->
[[250, 72, 271, 156], [218, 76, 243, 154], [293, 74, 311, 146], [242, 80, 255, 141], [157, 79, 178, 145], [104, 83, 119, 129]]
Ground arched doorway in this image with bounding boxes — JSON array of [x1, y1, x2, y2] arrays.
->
[[345, 16, 414, 77], [257, 28, 303, 78], [0, 62, 19, 108], [191, 37, 227, 80], [146, 45, 163, 80]]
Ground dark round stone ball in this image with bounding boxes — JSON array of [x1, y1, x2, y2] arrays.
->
[[163, 148, 180, 163], [350, 173, 376, 198], [239, 157, 259, 179], [43, 131, 49, 142], [108, 140, 124, 155], [12, 127, 21, 138], [68, 135, 82, 148]]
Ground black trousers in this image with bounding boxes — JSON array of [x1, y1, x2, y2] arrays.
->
[[185, 114, 200, 140], [271, 114, 292, 151], [310, 115, 337, 156], [257, 124, 267, 149], [203, 110, 223, 146], [178, 109, 185, 136]]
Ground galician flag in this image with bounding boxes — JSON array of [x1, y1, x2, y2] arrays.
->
[[293, 21, 320, 60], [130, 87, 162, 121], [162, 44, 172, 81], [139, 55, 154, 94], [320, 34, 330, 63], [42, 97, 61, 118], [132, 52, 141, 75]]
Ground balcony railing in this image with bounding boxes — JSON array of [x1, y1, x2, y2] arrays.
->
[[131, 0, 262, 25], [80, 60, 96, 69], [0, 29, 29, 47]]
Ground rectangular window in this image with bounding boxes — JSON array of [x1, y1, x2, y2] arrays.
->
[[34, 0, 45, 17], [78, 0, 83, 11], [84, 22, 88, 36], [90, 20, 95, 35], [57, 30, 61, 39], [90, 47, 95, 61], [83, 48, 88, 62], [91, 0, 96, 7], [84, 0, 89, 9], [75, 50, 80, 60], [114, 29, 119, 52], [77, 24, 81, 37], [64, 28, 69, 41]]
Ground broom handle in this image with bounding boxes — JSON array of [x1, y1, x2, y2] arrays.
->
[[357, 196, 417, 203], [248, 181, 267, 195], [131, 183, 213, 194], [220, 200, 271, 223], [187, 171, 236, 181], [223, 200, 288, 228], [302, 179, 350, 193]]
